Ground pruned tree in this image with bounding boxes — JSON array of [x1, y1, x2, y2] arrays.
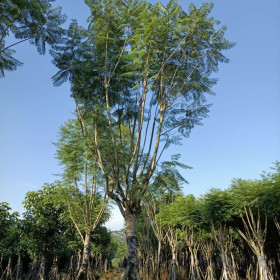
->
[[211, 224, 238, 280], [237, 208, 272, 280], [166, 227, 179, 280], [201, 240, 215, 280], [144, 198, 166, 280], [184, 227, 202, 280]]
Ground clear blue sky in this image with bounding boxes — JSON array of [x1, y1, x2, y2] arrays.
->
[[0, 0, 279, 230]]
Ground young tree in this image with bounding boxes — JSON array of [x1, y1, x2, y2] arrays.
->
[[55, 119, 109, 280], [0, 0, 66, 77], [51, 1, 234, 278]]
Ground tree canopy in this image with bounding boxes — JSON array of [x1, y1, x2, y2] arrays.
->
[[50, 1, 235, 278]]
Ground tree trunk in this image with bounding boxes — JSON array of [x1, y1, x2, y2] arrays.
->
[[76, 232, 92, 280], [30, 256, 39, 280], [156, 242, 161, 280], [104, 258, 108, 273], [15, 256, 22, 280], [5, 258, 12, 280], [190, 249, 200, 280], [171, 252, 177, 280], [49, 257, 58, 280], [77, 251, 82, 275], [221, 251, 229, 280], [257, 255, 270, 280], [123, 212, 141, 280], [39, 257, 46, 280]]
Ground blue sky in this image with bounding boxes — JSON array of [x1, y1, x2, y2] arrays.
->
[[0, 0, 279, 230]]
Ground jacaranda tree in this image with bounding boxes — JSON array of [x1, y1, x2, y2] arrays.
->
[[51, 1, 234, 278]]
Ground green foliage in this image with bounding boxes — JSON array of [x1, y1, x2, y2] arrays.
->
[[201, 188, 236, 224], [22, 182, 77, 259], [55, 119, 110, 237], [0, 202, 20, 258], [110, 230, 127, 268], [152, 154, 191, 194], [51, 0, 235, 212], [156, 163, 280, 237], [55, 119, 91, 182], [229, 161, 280, 217], [0, 0, 66, 77], [63, 185, 110, 235], [157, 194, 201, 228]]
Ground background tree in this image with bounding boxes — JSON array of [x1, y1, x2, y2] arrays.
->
[[22, 183, 77, 280], [0, 202, 21, 279], [55, 119, 109, 280], [51, 1, 234, 278]]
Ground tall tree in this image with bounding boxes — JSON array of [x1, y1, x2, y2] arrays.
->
[[0, 0, 66, 77], [51, 1, 234, 278]]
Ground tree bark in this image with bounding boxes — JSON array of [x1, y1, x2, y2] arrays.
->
[[156, 242, 161, 280], [30, 257, 39, 280], [6, 258, 12, 280], [123, 212, 141, 280], [220, 251, 229, 280], [104, 258, 108, 273], [257, 255, 270, 280], [171, 252, 178, 280], [76, 232, 92, 280], [15, 256, 22, 280], [49, 257, 58, 280], [39, 257, 46, 280]]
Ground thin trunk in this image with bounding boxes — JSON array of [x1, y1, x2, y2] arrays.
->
[[201, 242, 215, 280], [15, 256, 22, 280], [49, 257, 58, 280], [221, 251, 229, 280], [189, 249, 200, 280], [76, 232, 92, 280], [171, 252, 177, 280], [104, 259, 108, 273], [67, 255, 75, 280], [39, 257, 46, 280], [123, 213, 141, 280], [30, 257, 39, 280], [5, 258, 12, 280], [77, 251, 82, 275], [156, 242, 161, 280]]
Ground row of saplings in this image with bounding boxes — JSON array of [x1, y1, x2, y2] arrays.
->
[[136, 165, 280, 280], [1, 164, 279, 280], [0, 251, 114, 280]]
